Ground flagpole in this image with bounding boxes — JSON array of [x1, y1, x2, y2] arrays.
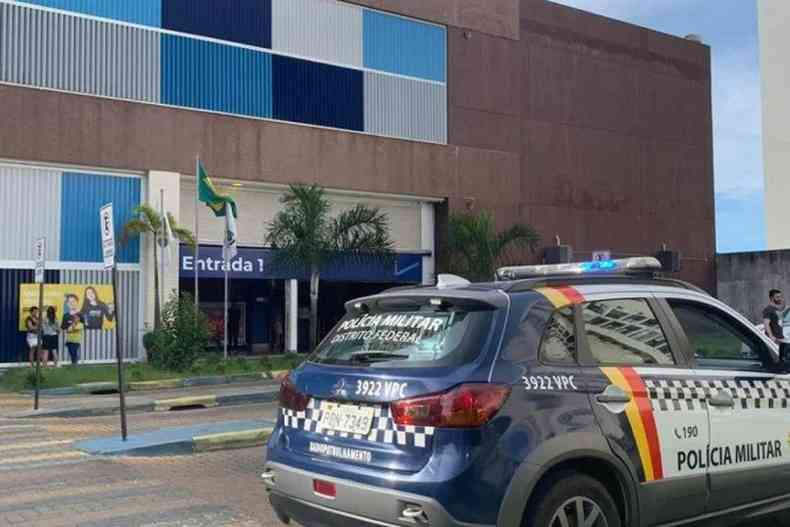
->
[[223, 203, 229, 361], [224, 258, 229, 361], [160, 188, 165, 311], [194, 156, 200, 315]]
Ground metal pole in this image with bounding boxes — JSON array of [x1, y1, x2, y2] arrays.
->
[[224, 263, 229, 360], [34, 281, 43, 411], [112, 266, 128, 441], [160, 188, 165, 311], [194, 156, 200, 314]]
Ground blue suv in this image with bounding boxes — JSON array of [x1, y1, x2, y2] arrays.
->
[[263, 258, 790, 527]]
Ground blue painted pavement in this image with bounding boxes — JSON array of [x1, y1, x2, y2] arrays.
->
[[76, 418, 275, 456]]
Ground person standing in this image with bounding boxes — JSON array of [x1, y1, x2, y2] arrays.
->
[[272, 312, 284, 354], [228, 307, 241, 350], [762, 289, 786, 343], [42, 306, 60, 367], [62, 294, 84, 365], [80, 286, 115, 330], [25, 307, 40, 367]]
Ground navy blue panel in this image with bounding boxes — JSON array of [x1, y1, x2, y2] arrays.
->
[[0, 269, 59, 364], [162, 0, 271, 49], [180, 246, 422, 284], [272, 55, 363, 131]]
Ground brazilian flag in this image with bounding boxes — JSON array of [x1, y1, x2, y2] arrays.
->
[[198, 160, 238, 218]]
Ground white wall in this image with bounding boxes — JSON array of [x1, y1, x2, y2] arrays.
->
[[180, 180, 429, 252], [759, 0, 790, 249], [143, 171, 181, 333]]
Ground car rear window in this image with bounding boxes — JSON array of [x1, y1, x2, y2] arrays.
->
[[309, 305, 495, 368]]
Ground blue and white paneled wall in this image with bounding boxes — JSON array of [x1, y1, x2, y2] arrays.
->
[[0, 162, 142, 364], [2, 0, 447, 144]]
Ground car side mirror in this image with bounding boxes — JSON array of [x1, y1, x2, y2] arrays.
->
[[776, 343, 790, 373]]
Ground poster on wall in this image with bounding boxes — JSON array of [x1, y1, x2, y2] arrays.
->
[[18, 284, 116, 332]]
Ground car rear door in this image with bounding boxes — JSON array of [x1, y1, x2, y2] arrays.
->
[[577, 293, 710, 524], [661, 296, 790, 512]]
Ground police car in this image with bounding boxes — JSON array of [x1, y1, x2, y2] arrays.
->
[[263, 257, 790, 527]]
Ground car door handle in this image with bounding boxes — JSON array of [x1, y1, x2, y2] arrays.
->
[[596, 385, 631, 404], [708, 391, 734, 408]]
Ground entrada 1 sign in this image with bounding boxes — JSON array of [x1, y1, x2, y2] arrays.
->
[[182, 255, 261, 273]]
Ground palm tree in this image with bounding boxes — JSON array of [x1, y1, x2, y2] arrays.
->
[[122, 204, 196, 328], [447, 210, 541, 282], [266, 184, 393, 351]]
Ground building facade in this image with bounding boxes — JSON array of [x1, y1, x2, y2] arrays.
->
[[758, 0, 790, 250], [0, 0, 714, 364]]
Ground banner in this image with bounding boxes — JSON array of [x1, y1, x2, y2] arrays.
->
[[19, 284, 116, 331]]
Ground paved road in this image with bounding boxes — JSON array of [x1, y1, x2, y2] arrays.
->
[[0, 402, 287, 527], [0, 397, 786, 527]]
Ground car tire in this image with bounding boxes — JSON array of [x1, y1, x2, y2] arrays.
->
[[524, 471, 622, 527]]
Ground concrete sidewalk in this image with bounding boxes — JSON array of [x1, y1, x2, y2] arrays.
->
[[76, 418, 276, 456], [3, 381, 280, 419]]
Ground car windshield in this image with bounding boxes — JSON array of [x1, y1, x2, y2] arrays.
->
[[309, 307, 494, 368]]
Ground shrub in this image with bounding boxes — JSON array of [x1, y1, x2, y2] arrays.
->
[[127, 363, 145, 382], [24, 369, 45, 389], [258, 355, 273, 372], [142, 331, 158, 353], [233, 357, 253, 372], [151, 293, 210, 372]]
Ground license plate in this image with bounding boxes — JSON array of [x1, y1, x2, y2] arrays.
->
[[319, 402, 375, 435]]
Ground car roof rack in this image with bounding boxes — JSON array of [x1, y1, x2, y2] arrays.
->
[[496, 257, 662, 281], [505, 275, 708, 295]]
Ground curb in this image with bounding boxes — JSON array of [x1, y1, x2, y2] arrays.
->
[[128, 379, 184, 391], [32, 370, 291, 397], [192, 427, 273, 453], [154, 395, 218, 412], [11, 386, 279, 419]]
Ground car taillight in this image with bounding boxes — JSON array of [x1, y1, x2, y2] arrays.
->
[[391, 384, 511, 428], [279, 375, 309, 412]]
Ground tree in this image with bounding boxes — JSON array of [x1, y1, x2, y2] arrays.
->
[[446, 210, 541, 282], [122, 204, 195, 329], [266, 184, 393, 351]]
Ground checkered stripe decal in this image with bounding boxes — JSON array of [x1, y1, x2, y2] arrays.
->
[[645, 378, 790, 412], [281, 399, 435, 448]]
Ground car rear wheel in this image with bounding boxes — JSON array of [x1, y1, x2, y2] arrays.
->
[[525, 472, 622, 527]]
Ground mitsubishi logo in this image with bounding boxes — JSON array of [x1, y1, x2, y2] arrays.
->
[[332, 379, 349, 398]]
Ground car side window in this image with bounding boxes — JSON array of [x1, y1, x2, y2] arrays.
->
[[668, 300, 767, 369], [540, 307, 576, 364], [581, 299, 676, 365]]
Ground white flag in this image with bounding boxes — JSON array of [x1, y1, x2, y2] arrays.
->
[[223, 203, 238, 263], [161, 202, 175, 269]]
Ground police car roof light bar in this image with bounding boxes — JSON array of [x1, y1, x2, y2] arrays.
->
[[496, 257, 663, 281]]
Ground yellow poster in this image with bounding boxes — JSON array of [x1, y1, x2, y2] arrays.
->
[[19, 284, 116, 332]]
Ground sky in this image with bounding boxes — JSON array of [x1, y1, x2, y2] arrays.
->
[[550, 0, 765, 254]]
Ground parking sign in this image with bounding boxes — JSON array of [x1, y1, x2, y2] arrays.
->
[[100, 203, 115, 270], [34, 238, 46, 284]]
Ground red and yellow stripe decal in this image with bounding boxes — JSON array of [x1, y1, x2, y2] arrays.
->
[[535, 286, 585, 308], [601, 367, 664, 481]]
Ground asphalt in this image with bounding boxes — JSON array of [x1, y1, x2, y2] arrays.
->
[[4, 381, 280, 419]]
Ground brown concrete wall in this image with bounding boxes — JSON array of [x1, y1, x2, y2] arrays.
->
[[347, 0, 520, 40], [717, 251, 790, 322], [0, 0, 715, 289]]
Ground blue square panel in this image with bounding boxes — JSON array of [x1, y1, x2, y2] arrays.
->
[[273, 54, 363, 131], [162, 0, 272, 49], [19, 0, 161, 26], [60, 173, 141, 263], [363, 10, 446, 83], [161, 34, 273, 118]]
